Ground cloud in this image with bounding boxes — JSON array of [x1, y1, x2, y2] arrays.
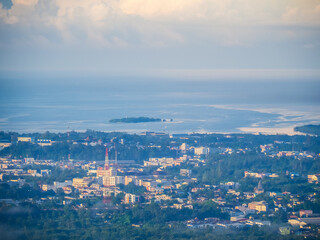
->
[[119, 0, 198, 19], [282, 1, 320, 26], [0, 0, 319, 47], [140, 69, 320, 81], [0, 0, 319, 71], [119, 0, 320, 26], [13, 0, 38, 6]]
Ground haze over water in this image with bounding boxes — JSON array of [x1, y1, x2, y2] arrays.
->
[[1, 72, 319, 134]]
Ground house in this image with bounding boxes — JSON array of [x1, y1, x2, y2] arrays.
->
[[289, 217, 320, 227], [248, 201, 268, 212], [124, 193, 139, 204], [308, 174, 320, 184], [299, 210, 313, 218]]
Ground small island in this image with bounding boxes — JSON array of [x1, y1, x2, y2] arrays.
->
[[109, 117, 162, 124]]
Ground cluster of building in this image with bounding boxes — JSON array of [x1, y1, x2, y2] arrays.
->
[[260, 144, 316, 158], [0, 136, 320, 237]]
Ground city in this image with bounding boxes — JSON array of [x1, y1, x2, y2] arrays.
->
[[1, 0, 320, 239], [0, 129, 319, 239]]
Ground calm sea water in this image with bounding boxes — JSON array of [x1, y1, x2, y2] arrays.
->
[[0, 76, 319, 134]]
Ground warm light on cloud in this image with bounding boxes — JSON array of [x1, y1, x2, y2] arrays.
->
[[12, 0, 38, 6], [282, 3, 320, 26], [0, 0, 319, 71], [120, 0, 197, 19], [0, 0, 319, 45], [119, 0, 320, 26], [1, 0, 320, 26]]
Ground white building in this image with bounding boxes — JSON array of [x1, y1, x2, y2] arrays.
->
[[194, 147, 210, 155], [55, 180, 72, 190], [144, 157, 175, 167], [18, 137, 34, 142], [180, 169, 192, 177], [102, 167, 124, 186], [180, 143, 189, 151], [124, 193, 139, 204]]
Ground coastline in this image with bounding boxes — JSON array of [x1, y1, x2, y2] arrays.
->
[[237, 126, 303, 136], [1, 103, 319, 136]]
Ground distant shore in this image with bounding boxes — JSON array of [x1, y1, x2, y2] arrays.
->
[[237, 127, 302, 136]]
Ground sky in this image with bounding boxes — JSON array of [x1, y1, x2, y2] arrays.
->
[[0, 0, 320, 78]]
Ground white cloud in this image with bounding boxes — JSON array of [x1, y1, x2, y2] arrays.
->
[[119, 0, 198, 19], [12, 0, 38, 6], [282, 2, 320, 26], [0, 0, 319, 46], [120, 0, 320, 26], [141, 69, 320, 81], [0, 0, 319, 59], [1, 1, 319, 25]]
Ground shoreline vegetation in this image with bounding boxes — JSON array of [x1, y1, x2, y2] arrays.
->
[[109, 117, 173, 124], [294, 124, 320, 136]]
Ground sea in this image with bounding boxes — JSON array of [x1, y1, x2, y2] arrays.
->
[[0, 75, 319, 135]]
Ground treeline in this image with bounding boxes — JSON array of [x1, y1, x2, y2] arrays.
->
[[0, 130, 135, 142], [113, 201, 228, 224], [39, 167, 87, 184], [0, 142, 106, 161], [191, 152, 320, 185], [0, 141, 178, 162], [0, 201, 308, 240], [1, 130, 320, 162], [0, 183, 55, 200], [1, 129, 319, 149]]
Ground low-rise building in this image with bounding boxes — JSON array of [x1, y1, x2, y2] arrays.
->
[[194, 147, 210, 155], [248, 201, 268, 212], [124, 193, 139, 204], [299, 210, 313, 217], [18, 137, 34, 143], [36, 139, 52, 146], [54, 180, 72, 190], [308, 174, 320, 184], [289, 217, 320, 227], [180, 169, 192, 177], [72, 178, 91, 189]]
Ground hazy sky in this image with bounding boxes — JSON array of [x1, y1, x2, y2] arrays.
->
[[0, 0, 320, 77]]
